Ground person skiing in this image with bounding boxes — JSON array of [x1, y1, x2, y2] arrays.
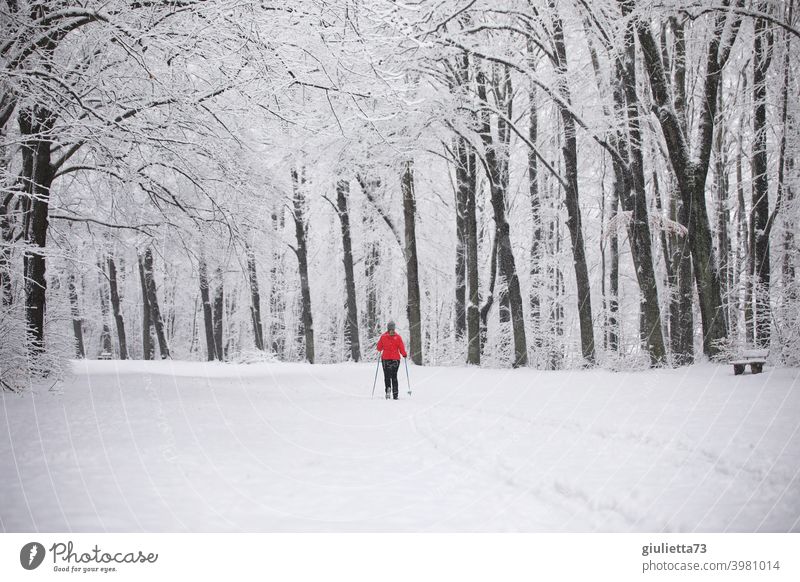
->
[[377, 320, 407, 399]]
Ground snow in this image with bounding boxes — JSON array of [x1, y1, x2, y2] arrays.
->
[[1, 360, 799, 532]]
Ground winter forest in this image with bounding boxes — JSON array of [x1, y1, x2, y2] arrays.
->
[[3, 0, 800, 536], [1, 0, 799, 381]]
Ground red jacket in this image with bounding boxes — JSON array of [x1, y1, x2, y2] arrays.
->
[[377, 332, 407, 360]]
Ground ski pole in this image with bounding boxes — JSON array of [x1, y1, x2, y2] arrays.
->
[[371, 356, 381, 399], [404, 357, 412, 396]]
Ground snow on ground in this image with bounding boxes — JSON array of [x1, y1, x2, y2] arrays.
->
[[1, 359, 799, 532]]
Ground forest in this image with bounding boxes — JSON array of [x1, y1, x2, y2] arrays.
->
[[1, 0, 798, 389]]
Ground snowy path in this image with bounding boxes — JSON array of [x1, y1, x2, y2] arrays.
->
[[1, 360, 799, 532]]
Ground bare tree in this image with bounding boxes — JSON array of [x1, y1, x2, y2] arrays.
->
[[291, 167, 315, 364], [402, 161, 423, 365], [334, 179, 361, 361]]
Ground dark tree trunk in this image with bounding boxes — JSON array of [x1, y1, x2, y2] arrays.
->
[[476, 64, 528, 367], [550, 2, 595, 364], [212, 267, 224, 361], [454, 144, 467, 341], [452, 51, 481, 364], [667, 15, 694, 364], [68, 273, 85, 358], [609, 176, 621, 353], [463, 143, 481, 366], [107, 257, 128, 360], [138, 255, 154, 360], [336, 179, 361, 362], [199, 256, 215, 361], [527, 58, 542, 350], [19, 105, 54, 355], [401, 161, 423, 366], [617, 27, 667, 365], [291, 168, 315, 364], [751, 8, 773, 348], [141, 247, 170, 359], [245, 242, 265, 351], [778, 1, 795, 288], [479, 232, 499, 351]]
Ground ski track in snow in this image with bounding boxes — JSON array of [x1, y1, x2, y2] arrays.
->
[[1, 360, 798, 532]]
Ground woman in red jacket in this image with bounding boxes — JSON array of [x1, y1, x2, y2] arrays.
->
[[377, 320, 407, 399]]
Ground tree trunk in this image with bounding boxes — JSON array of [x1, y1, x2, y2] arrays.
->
[[269, 206, 286, 358], [68, 273, 85, 358], [401, 161, 423, 366], [458, 139, 481, 365], [618, 27, 667, 365], [751, 7, 773, 349], [736, 125, 750, 343], [609, 174, 621, 353], [141, 247, 170, 359], [667, 15, 694, 364], [198, 256, 215, 360], [479, 232, 499, 351], [107, 257, 128, 360], [476, 64, 528, 367], [779, 0, 795, 288], [212, 267, 224, 361], [452, 52, 481, 365], [97, 262, 113, 356], [291, 168, 314, 364], [550, 2, 595, 364], [19, 105, 54, 355], [245, 242, 265, 351], [454, 144, 467, 341], [527, 56, 542, 351], [138, 255, 154, 360], [335, 179, 361, 362]]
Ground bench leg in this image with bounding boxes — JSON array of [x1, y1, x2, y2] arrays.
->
[[733, 364, 745, 376], [751, 363, 763, 374]]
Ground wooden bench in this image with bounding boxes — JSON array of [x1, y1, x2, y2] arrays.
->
[[731, 349, 768, 375]]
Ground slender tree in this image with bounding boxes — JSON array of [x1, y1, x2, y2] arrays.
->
[[335, 179, 361, 361], [291, 167, 315, 364], [107, 257, 128, 360], [476, 63, 528, 367], [402, 161, 423, 365], [199, 255, 215, 361], [550, 0, 595, 364], [141, 247, 170, 359], [751, 5, 774, 348], [67, 273, 85, 358], [245, 242, 265, 351]]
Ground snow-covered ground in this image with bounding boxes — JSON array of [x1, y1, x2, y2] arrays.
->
[[1, 360, 799, 532]]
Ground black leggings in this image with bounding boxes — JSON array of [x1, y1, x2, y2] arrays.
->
[[382, 359, 400, 398]]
